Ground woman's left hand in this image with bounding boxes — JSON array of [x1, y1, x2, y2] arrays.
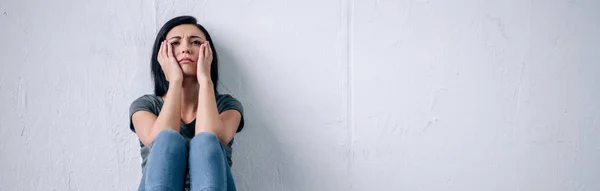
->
[[197, 41, 213, 81]]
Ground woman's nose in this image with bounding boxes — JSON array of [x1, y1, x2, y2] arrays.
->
[[180, 45, 191, 54]]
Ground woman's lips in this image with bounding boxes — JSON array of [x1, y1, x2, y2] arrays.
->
[[179, 58, 194, 63]]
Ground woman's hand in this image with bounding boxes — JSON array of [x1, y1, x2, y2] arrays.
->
[[158, 40, 183, 83], [197, 41, 213, 82]]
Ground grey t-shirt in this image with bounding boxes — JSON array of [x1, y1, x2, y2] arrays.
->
[[128, 94, 244, 187]]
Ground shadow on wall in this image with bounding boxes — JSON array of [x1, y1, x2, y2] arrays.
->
[[216, 39, 289, 191]]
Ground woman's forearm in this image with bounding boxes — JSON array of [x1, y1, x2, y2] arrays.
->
[[151, 81, 183, 135], [195, 78, 226, 141]]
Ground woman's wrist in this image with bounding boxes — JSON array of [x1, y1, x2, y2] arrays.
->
[[168, 79, 183, 87], [197, 76, 212, 86]]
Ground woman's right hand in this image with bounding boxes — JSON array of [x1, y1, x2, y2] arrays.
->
[[158, 40, 183, 83]]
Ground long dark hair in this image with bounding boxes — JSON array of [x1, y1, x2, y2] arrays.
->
[[151, 16, 219, 96]]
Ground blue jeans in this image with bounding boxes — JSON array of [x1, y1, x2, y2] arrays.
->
[[138, 130, 237, 191]]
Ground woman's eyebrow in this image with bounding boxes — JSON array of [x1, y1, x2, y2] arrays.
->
[[167, 36, 203, 40]]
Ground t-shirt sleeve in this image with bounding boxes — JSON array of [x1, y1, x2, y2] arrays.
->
[[129, 95, 159, 133], [217, 94, 245, 133]]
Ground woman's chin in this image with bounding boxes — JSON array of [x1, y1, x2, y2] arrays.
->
[[182, 72, 197, 77], [181, 66, 197, 75]]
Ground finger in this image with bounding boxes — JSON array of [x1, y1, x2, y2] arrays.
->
[[199, 43, 205, 59], [158, 41, 164, 63], [165, 40, 171, 59], [162, 41, 168, 57], [162, 40, 168, 59], [167, 40, 176, 61], [207, 41, 213, 59], [203, 41, 209, 60]]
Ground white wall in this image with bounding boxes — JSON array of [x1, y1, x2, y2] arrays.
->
[[1, 0, 598, 190]]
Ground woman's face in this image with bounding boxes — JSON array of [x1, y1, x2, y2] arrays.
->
[[165, 24, 208, 77]]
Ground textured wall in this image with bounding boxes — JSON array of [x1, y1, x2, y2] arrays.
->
[[1, 0, 599, 190]]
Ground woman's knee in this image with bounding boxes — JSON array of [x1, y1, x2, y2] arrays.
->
[[193, 132, 219, 143], [152, 129, 186, 149], [190, 132, 222, 155]]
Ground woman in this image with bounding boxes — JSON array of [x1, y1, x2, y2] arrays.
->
[[129, 16, 244, 191]]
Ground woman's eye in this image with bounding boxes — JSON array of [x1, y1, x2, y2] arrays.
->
[[170, 41, 180, 46], [192, 41, 202, 45]]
